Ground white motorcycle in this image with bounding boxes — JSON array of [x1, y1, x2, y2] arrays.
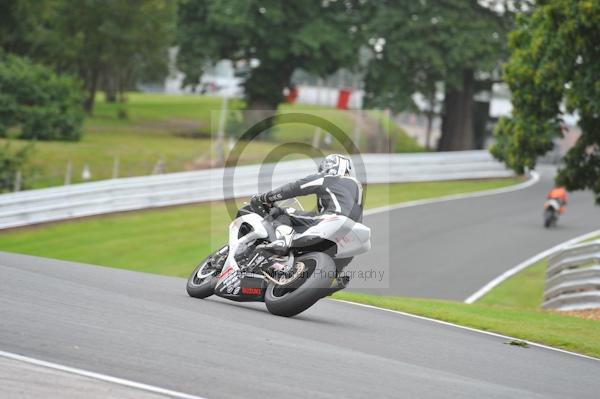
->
[[543, 198, 561, 228], [186, 199, 371, 317]]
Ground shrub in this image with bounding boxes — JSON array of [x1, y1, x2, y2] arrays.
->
[[0, 141, 32, 192], [0, 53, 84, 141]]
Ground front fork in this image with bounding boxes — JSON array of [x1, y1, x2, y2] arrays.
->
[[209, 245, 229, 272]]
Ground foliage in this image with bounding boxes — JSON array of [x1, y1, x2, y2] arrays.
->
[[364, 1, 503, 108], [0, 53, 84, 141], [176, 0, 371, 110], [492, 0, 600, 202], [1, 0, 176, 113], [0, 141, 32, 193], [0, 0, 54, 56], [19, 0, 177, 112], [364, 0, 521, 150]]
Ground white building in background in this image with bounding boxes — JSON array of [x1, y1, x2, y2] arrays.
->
[[164, 49, 244, 97], [162, 48, 364, 107]]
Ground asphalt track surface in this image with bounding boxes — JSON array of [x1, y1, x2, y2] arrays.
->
[[1, 251, 600, 399], [350, 166, 599, 299]]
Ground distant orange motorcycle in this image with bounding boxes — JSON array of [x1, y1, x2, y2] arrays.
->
[[544, 187, 568, 228]]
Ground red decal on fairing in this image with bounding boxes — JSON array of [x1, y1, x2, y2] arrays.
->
[[241, 287, 262, 296], [219, 266, 233, 278]]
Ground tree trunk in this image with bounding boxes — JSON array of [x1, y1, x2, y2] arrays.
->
[[242, 99, 278, 139], [104, 75, 118, 103], [242, 63, 295, 138], [83, 69, 99, 114], [438, 69, 475, 151]]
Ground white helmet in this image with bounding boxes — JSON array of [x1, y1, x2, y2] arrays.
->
[[318, 154, 355, 177]]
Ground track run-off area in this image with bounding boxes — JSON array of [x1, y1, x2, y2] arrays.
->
[[1, 165, 599, 398]]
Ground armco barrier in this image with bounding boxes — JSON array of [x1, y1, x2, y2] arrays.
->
[[0, 151, 514, 229], [542, 241, 600, 311]]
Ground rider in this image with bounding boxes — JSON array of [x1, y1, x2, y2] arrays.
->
[[250, 154, 364, 255], [547, 186, 568, 214]]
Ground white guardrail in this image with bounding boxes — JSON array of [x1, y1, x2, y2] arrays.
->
[[542, 240, 600, 311], [0, 151, 514, 229]]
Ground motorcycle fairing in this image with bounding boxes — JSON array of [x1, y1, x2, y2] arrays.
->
[[544, 199, 561, 210], [292, 215, 371, 258], [214, 268, 268, 302]]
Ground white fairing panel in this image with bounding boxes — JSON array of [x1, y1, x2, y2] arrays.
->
[[546, 199, 561, 211], [294, 215, 371, 258], [226, 213, 269, 271], [334, 222, 371, 258]]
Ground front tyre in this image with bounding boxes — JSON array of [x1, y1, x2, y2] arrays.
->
[[265, 252, 336, 317], [186, 248, 226, 298]]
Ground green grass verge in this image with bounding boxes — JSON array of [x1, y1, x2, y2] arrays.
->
[[2, 93, 420, 188], [478, 259, 547, 308], [0, 178, 519, 277], [364, 179, 522, 209], [332, 291, 600, 358], [366, 110, 424, 153]]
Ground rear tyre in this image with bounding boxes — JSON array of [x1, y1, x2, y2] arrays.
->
[[186, 250, 225, 299], [265, 252, 336, 317]]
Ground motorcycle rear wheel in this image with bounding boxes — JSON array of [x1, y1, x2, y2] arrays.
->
[[264, 252, 336, 317], [544, 209, 555, 228]]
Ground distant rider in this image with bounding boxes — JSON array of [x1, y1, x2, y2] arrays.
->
[[547, 186, 568, 214]]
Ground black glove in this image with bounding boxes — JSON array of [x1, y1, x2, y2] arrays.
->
[[250, 193, 271, 214]]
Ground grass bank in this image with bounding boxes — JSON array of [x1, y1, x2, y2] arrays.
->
[[0, 178, 519, 277], [478, 259, 547, 308]]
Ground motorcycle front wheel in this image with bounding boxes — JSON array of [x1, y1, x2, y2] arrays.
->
[[186, 247, 227, 298], [264, 252, 336, 317]]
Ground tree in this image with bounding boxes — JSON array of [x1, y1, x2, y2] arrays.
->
[[0, 53, 84, 141], [176, 0, 370, 125], [491, 0, 600, 202], [0, 0, 54, 57], [98, 1, 177, 104], [41, 0, 176, 112], [364, 0, 518, 150]]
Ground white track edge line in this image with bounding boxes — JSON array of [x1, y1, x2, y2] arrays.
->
[[0, 350, 208, 399], [330, 299, 600, 362], [364, 171, 540, 216], [464, 229, 600, 304]]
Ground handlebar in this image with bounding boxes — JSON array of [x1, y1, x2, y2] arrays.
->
[[250, 200, 272, 217]]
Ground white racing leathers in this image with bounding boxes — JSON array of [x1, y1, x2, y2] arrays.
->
[[263, 173, 364, 228]]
